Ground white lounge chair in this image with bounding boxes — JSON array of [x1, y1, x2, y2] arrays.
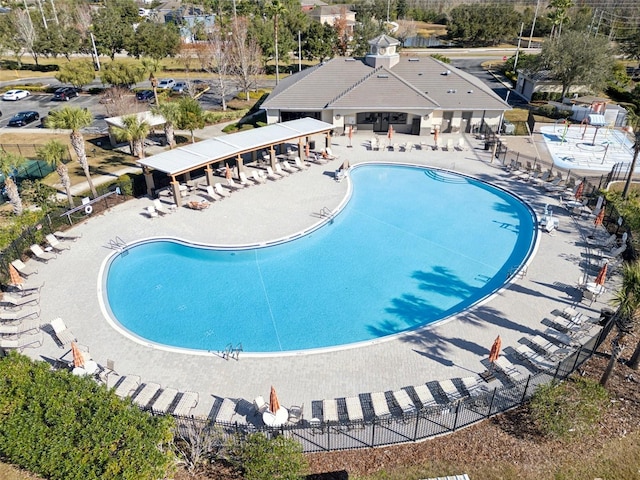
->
[[460, 376, 489, 397], [226, 178, 244, 191], [274, 163, 290, 177], [0, 331, 43, 351], [280, 161, 297, 174], [1, 291, 40, 307], [439, 379, 464, 402], [0, 305, 40, 321], [413, 384, 437, 409], [600, 244, 626, 260], [153, 199, 172, 215], [112, 375, 142, 399], [50, 317, 76, 347], [322, 399, 339, 423], [294, 157, 309, 170], [370, 391, 391, 419], [30, 244, 56, 263], [45, 234, 70, 253], [145, 206, 159, 218], [151, 387, 178, 413], [239, 171, 255, 186], [493, 356, 528, 382], [528, 335, 572, 360], [215, 397, 237, 422], [54, 231, 82, 242], [174, 391, 199, 416], [392, 389, 417, 414], [11, 259, 38, 277], [516, 344, 557, 371], [201, 185, 220, 202], [265, 166, 282, 180], [253, 395, 269, 414], [213, 183, 230, 198], [345, 396, 364, 421], [252, 170, 268, 184], [0, 317, 41, 336], [132, 382, 161, 408]]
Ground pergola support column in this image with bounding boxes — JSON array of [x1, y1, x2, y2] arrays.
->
[[205, 164, 214, 186], [298, 138, 303, 159], [171, 176, 182, 207], [236, 155, 244, 175], [269, 146, 276, 169], [143, 167, 155, 198]]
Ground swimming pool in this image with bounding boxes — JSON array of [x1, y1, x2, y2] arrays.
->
[[103, 164, 537, 355]]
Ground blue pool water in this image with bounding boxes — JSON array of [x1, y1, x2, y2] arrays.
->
[[104, 164, 536, 353]]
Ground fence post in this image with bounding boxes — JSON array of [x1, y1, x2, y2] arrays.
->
[[413, 411, 420, 440], [571, 346, 582, 371], [371, 420, 376, 447], [452, 402, 461, 431], [487, 387, 497, 417], [520, 375, 532, 403], [553, 362, 561, 381]]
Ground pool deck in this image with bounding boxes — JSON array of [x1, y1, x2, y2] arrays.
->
[[21, 129, 617, 421]]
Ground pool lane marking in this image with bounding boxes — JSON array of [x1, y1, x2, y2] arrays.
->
[[254, 249, 284, 351]]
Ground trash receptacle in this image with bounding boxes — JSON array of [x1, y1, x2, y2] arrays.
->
[[309, 140, 316, 150], [600, 307, 615, 326]]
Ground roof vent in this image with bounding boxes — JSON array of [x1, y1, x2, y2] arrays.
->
[[418, 72, 423, 76], [345, 58, 356, 62], [447, 89, 457, 93], [441, 70, 451, 76], [468, 90, 474, 93], [377, 74, 388, 78], [408, 58, 419, 62]]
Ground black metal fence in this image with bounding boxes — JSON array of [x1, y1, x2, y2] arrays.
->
[[171, 320, 612, 453]]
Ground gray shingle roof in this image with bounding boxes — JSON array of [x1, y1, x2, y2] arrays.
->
[[262, 55, 510, 112]]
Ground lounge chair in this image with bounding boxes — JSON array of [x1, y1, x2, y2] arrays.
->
[[45, 234, 70, 253], [0, 331, 43, 351], [345, 396, 364, 421], [112, 375, 141, 399], [279, 161, 297, 174], [11, 259, 38, 277], [201, 185, 220, 202], [439, 379, 464, 402], [413, 384, 437, 409], [516, 344, 558, 371], [151, 387, 178, 413], [239, 171, 255, 186], [1, 291, 40, 307], [446, 139, 455, 151], [0, 317, 41, 336], [370, 391, 391, 419], [153, 199, 172, 215], [215, 397, 237, 422], [392, 389, 417, 414], [0, 305, 40, 321], [460, 376, 490, 397], [294, 157, 309, 170], [226, 178, 244, 191], [493, 356, 529, 382], [132, 382, 161, 408], [322, 399, 339, 423], [274, 163, 290, 177], [543, 327, 577, 347], [30, 244, 56, 263], [213, 183, 230, 198], [308, 153, 327, 165], [173, 391, 199, 416], [252, 170, 268, 184], [54, 231, 81, 242], [145, 206, 159, 218], [50, 317, 76, 347], [600, 244, 626, 260], [253, 395, 269, 414], [265, 166, 282, 181], [288, 404, 304, 424], [528, 334, 572, 360]]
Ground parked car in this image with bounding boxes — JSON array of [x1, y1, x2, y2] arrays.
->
[[2, 89, 30, 101], [171, 82, 188, 94], [8, 111, 39, 127], [53, 86, 79, 101], [136, 89, 155, 102], [157, 78, 175, 90]]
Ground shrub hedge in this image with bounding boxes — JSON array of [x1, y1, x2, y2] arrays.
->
[[0, 353, 175, 480]]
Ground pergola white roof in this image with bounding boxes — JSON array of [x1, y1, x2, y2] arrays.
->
[[139, 118, 334, 176]]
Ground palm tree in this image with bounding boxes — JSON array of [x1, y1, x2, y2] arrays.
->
[[37, 140, 74, 207], [45, 107, 97, 198], [152, 102, 181, 149], [267, 0, 287, 86], [112, 115, 151, 159], [600, 261, 640, 387], [0, 151, 26, 215], [622, 108, 640, 200]]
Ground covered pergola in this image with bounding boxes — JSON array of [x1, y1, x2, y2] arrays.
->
[[138, 118, 334, 206]]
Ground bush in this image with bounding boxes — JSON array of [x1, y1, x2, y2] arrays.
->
[[116, 174, 134, 197], [0, 353, 175, 480], [226, 432, 308, 480], [529, 377, 609, 439]]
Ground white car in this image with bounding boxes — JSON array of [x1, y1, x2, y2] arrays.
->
[[157, 78, 175, 90], [3, 89, 30, 101]]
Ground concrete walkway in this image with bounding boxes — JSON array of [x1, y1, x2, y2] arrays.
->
[[21, 128, 617, 421]]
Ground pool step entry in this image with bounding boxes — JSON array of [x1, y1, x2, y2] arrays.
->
[[221, 342, 243, 361]]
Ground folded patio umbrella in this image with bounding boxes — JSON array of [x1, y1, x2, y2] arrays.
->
[[71, 342, 85, 369], [269, 386, 280, 413], [595, 262, 608, 286], [8, 264, 23, 287], [489, 335, 502, 363]]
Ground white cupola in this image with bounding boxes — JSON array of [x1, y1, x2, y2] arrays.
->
[[365, 34, 401, 69]]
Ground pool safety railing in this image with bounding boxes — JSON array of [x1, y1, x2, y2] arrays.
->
[[221, 343, 242, 361], [107, 236, 127, 253], [319, 206, 332, 218], [507, 264, 528, 280]]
